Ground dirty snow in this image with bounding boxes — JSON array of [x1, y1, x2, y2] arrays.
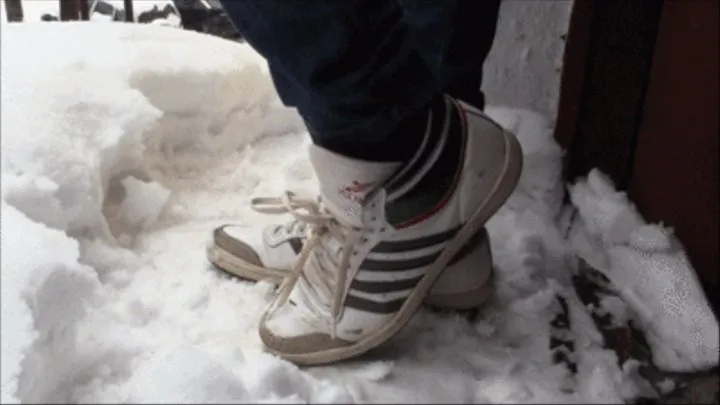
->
[[1, 22, 717, 404]]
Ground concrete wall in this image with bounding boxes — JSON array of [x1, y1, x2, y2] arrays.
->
[[483, 0, 573, 122]]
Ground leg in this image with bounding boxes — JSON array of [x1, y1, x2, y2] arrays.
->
[[211, 0, 502, 306], [216, 0, 521, 365], [220, 0, 434, 162], [400, 0, 502, 109]]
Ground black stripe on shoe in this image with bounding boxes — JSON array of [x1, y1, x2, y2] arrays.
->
[[360, 251, 441, 272], [345, 229, 489, 313], [287, 237, 303, 254], [350, 276, 423, 294], [382, 98, 448, 194], [384, 96, 467, 229], [371, 226, 460, 253], [344, 295, 406, 314]]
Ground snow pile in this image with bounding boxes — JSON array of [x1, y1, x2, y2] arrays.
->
[[569, 170, 719, 371], [0, 202, 99, 403], [1, 21, 717, 404], [0, 22, 302, 403]]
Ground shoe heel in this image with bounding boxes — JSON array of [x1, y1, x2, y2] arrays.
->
[[424, 229, 495, 310]]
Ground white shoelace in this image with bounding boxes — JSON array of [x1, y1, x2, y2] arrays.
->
[[251, 191, 361, 337], [272, 217, 306, 237]]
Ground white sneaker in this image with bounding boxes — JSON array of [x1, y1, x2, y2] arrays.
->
[[207, 217, 495, 310], [255, 96, 522, 365]]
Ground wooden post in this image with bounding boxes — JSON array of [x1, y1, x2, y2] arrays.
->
[[123, 0, 134, 22], [628, 0, 719, 305], [59, 0, 82, 21], [80, 0, 89, 20], [4, 0, 24, 22], [553, 0, 663, 188]]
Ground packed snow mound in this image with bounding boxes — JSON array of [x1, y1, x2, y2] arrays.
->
[[0, 201, 100, 403], [0, 22, 304, 403], [1, 22, 302, 240], [1, 21, 717, 404], [569, 170, 719, 371]]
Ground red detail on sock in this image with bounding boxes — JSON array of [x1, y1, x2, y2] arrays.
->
[[339, 180, 375, 204], [343, 180, 373, 193]]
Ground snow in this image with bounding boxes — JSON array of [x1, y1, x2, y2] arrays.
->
[[1, 21, 717, 404], [484, 1, 572, 121], [568, 171, 719, 371]]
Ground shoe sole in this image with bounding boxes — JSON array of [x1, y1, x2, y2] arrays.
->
[[207, 235, 495, 311], [207, 243, 287, 284], [266, 125, 523, 366]]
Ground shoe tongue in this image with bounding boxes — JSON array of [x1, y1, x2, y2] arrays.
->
[[309, 145, 401, 227]]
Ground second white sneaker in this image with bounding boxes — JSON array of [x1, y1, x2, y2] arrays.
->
[[207, 219, 495, 310], [243, 95, 522, 365]]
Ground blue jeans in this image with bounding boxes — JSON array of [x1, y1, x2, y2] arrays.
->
[[220, 0, 500, 161]]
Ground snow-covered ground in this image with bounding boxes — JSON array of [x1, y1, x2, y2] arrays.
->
[[1, 22, 717, 404]]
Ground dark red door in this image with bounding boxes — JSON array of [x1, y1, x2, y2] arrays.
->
[[629, 0, 719, 297], [555, 0, 719, 307]]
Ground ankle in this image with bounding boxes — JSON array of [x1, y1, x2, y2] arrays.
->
[[311, 96, 447, 163]]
